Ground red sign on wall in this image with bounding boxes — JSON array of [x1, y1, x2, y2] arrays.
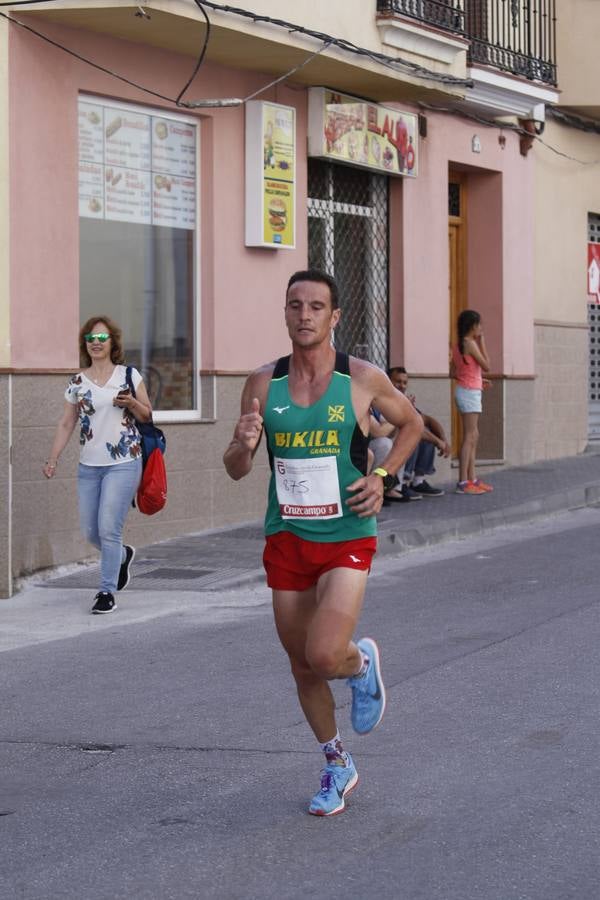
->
[[589, 243, 600, 302]]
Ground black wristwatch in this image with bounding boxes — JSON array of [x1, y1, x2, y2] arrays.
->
[[373, 467, 398, 492]]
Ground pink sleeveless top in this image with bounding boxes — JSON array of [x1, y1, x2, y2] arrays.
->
[[452, 344, 482, 390]]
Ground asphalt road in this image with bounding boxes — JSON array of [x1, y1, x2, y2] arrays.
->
[[2, 508, 600, 899]]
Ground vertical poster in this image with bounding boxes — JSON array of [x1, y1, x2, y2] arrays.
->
[[262, 103, 295, 246], [246, 101, 296, 249]]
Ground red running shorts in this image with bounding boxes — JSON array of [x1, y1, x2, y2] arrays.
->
[[263, 531, 378, 591]]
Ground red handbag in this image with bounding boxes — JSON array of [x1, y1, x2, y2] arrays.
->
[[137, 447, 167, 515]]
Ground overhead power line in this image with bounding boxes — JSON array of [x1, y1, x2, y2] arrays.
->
[[0, 4, 329, 108], [0, 1, 63, 6], [192, 0, 473, 88], [175, 0, 211, 105], [0, 0, 473, 90], [547, 107, 600, 136], [418, 100, 600, 166]]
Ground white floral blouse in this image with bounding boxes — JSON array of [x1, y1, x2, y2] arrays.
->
[[65, 365, 143, 466]]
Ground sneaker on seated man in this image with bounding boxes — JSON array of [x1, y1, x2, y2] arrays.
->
[[388, 366, 450, 499]]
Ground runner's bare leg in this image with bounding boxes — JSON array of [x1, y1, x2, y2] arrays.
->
[[272, 567, 367, 743]]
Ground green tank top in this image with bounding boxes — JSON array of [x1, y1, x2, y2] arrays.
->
[[263, 353, 376, 541]]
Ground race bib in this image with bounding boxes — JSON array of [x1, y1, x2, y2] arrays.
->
[[274, 455, 342, 520]]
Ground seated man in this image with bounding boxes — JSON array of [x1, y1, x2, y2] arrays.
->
[[387, 366, 450, 499]]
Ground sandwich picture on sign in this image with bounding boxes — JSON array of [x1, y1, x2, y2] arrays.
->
[[268, 198, 287, 232]]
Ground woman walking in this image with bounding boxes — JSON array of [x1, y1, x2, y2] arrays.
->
[[451, 309, 493, 495], [43, 316, 152, 613]]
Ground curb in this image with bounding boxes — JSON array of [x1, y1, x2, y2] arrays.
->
[[375, 482, 600, 558], [187, 481, 600, 590], [216, 482, 600, 589]]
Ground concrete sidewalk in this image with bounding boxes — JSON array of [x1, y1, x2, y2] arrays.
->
[[22, 450, 600, 597]]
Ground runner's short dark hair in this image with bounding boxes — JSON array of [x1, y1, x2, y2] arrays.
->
[[286, 269, 340, 310], [388, 365, 407, 377]]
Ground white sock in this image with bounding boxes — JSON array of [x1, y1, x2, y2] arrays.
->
[[413, 476, 424, 486], [320, 732, 350, 767]]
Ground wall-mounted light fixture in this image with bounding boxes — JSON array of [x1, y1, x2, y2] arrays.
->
[[519, 104, 545, 156]]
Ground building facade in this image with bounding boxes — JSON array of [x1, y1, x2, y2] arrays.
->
[[0, 1, 570, 596], [531, 0, 600, 458]]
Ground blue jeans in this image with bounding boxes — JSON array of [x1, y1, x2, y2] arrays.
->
[[403, 440, 436, 480], [78, 460, 142, 594]]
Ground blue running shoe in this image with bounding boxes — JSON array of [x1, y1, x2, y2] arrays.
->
[[308, 754, 358, 817], [347, 637, 386, 734]]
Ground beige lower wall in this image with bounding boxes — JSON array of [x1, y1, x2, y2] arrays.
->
[[533, 322, 588, 460], [1, 347, 590, 595], [478, 378, 505, 461], [412, 376, 528, 472], [0, 376, 10, 596], [407, 377, 453, 484], [412, 361, 586, 473], [504, 379, 534, 465]]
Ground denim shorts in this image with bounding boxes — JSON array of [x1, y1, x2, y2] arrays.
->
[[455, 385, 482, 414]]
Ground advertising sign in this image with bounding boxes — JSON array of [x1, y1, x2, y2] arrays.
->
[[78, 99, 197, 230], [308, 87, 418, 178], [246, 101, 296, 249]]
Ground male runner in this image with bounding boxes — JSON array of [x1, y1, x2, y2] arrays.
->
[[223, 269, 422, 816]]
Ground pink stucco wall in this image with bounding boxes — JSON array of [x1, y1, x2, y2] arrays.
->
[[9, 19, 534, 377], [394, 108, 534, 377], [8, 20, 305, 371], [10, 22, 80, 370]]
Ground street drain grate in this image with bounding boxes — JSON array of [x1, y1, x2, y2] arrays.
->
[[136, 567, 215, 580], [134, 567, 263, 591], [37, 565, 262, 592]]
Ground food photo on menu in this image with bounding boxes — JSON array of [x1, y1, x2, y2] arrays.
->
[[268, 197, 287, 232]]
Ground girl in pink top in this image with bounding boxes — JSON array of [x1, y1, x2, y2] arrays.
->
[[450, 309, 492, 494]]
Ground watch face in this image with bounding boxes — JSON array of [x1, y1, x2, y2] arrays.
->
[[383, 473, 398, 491]]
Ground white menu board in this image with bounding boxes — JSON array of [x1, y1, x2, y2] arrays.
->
[[152, 174, 195, 229], [79, 161, 104, 218], [78, 102, 104, 164], [151, 117, 196, 178], [78, 99, 196, 230], [105, 166, 151, 225]]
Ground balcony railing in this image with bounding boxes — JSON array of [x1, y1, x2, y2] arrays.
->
[[378, 0, 466, 34], [377, 0, 557, 86]]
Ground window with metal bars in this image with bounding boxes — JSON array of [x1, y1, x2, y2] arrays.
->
[[307, 159, 389, 370]]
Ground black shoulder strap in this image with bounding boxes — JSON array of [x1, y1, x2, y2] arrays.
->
[[272, 353, 348, 378], [272, 355, 291, 379], [335, 351, 350, 375], [125, 365, 137, 398]]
